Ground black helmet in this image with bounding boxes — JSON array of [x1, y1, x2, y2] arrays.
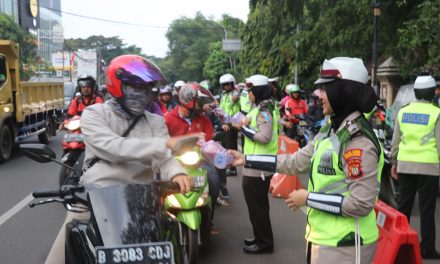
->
[[77, 74, 96, 92]]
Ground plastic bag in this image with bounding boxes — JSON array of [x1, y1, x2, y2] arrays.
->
[[201, 140, 233, 169], [231, 112, 246, 125]]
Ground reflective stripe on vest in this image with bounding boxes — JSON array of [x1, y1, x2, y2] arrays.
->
[[243, 107, 278, 155], [306, 126, 383, 247], [397, 102, 440, 164]]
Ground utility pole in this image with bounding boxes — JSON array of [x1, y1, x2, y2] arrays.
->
[[371, 0, 381, 95]]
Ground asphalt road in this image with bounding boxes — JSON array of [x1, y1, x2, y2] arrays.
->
[[0, 133, 439, 264]]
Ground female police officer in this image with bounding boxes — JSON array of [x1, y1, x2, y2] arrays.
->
[[229, 57, 383, 264]]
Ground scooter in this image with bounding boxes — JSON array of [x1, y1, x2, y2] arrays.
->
[[164, 146, 211, 264], [59, 115, 85, 186], [21, 143, 185, 264]]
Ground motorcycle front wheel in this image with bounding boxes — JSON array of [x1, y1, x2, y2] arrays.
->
[[181, 226, 199, 264]]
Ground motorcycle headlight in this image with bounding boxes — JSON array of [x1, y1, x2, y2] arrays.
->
[[65, 119, 81, 131], [179, 151, 200, 166], [196, 197, 206, 207], [167, 194, 181, 208]]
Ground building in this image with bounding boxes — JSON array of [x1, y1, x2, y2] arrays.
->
[[0, 0, 19, 23]]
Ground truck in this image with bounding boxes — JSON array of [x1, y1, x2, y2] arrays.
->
[[0, 40, 64, 162]]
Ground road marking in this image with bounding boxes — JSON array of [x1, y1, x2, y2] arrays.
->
[[0, 193, 34, 227]]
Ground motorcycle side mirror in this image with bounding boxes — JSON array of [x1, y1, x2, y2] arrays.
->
[[20, 144, 56, 163]]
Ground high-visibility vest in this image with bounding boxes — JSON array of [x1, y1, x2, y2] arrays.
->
[[306, 117, 383, 246], [220, 91, 240, 116], [243, 106, 278, 155], [397, 102, 440, 164], [240, 90, 252, 113]]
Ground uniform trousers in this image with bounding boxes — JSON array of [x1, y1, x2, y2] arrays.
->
[[397, 173, 439, 251], [242, 175, 273, 248]]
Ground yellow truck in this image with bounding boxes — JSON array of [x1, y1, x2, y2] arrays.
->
[[0, 40, 64, 162]]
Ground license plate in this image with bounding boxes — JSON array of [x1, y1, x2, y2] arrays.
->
[[64, 133, 83, 142], [299, 120, 307, 126], [96, 242, 174, 264]]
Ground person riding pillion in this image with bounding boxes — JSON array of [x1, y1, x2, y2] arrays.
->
[[231, 74, 279, 254], [229, 57, 383, 264]]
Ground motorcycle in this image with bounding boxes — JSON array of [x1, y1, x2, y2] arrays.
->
[[21, 143, 185, 264], [164, 146, 212, 264], [59, 115, 85, 186]]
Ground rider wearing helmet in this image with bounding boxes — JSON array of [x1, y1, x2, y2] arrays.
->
[[45, 55, 192, 263], [67, 74, 103, 117], [159, 85, 176, 114], [282, 84, 308, 139]]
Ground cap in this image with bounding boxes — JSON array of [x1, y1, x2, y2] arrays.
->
[[414, 75, 436, 89], [314, 57, 368, 85], [246, 74, 268, 86]]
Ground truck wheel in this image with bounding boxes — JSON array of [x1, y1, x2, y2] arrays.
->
[[0, 124, 13, 162], [38, 119, 53, 144]]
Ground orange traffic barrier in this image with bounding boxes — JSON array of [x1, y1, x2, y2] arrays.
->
[[270, 173, 302, 198], [270, 135, 302, 198], [372, 200, 422, 264]]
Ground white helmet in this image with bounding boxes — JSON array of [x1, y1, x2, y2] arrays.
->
[[314, 57, 368, 85], [246, 74, 268, 87], [414, 75, 436, 89], [219, 73, 236, 85], [174, 80, 185, 89]]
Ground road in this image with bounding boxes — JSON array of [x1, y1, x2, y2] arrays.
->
[[0, 133, 439, 263]]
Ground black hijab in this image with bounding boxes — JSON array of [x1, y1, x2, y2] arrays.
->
[[324, 79, 377, 129], [250, 84, 272, 106]]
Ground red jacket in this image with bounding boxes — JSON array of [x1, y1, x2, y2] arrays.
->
[[165, 106, 213, 141], [67, 95, 104, 117], [283, 98, 308, 123]]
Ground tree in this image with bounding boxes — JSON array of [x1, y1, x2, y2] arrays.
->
[[0, 13, 37, 80]]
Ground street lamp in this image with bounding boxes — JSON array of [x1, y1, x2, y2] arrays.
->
[[371, 0, 381, 95]]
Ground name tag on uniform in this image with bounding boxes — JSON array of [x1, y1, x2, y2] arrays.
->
[[402, 113, 429, 125]]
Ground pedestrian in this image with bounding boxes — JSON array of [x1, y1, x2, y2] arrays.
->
[[390, 74, 440, 259], [45, 55, 192, 263], [231, 74, 278, 254], [229, 57, 383, 264]]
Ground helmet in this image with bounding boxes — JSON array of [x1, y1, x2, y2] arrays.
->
[[414, 75, 436, 100], [77, 74, 96, 90], [174, 80, 185, 89], [179, 82, 213, 109], [314, 57, 368, 85], [246, 74, 268, 87], [160, 85, 172, 95], [268, 77, 279, 83], [219, 73, 235, 85], [286, 84, 300, 93], [199, 80, 210, 90], [106, 55, 165, 99]]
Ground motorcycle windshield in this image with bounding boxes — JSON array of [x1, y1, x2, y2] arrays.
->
[[88, 184, 164, 246]]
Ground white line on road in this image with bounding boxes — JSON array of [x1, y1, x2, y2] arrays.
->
[[0, 193, 34, 227]]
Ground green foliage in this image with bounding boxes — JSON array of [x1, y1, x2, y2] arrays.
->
[[0, 14, 37, 80], [203, 42, 229, 94]]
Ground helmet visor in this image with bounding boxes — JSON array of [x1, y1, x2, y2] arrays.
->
[[117, 59, 165, 88], [78, 79, 94, 88]]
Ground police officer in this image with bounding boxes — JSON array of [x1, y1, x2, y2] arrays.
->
[[391, 75, 440, 259], [220, 73, 240, 176], [229, 57, 382, 264], [231, 74, 278, 254]]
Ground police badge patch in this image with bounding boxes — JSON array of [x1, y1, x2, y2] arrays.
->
[[343, 149, 363, 179]]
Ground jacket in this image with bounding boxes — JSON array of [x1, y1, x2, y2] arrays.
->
[[67, 95, 104, 117], [164, 106, 214, 141], [80, 102, 186, 187]]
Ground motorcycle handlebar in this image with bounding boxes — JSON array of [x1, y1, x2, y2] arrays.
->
[[32, 185, 85, 199], [32, 189, 61, 198]]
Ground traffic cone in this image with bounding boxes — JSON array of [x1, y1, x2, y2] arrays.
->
[[372, 200, 422, 264]]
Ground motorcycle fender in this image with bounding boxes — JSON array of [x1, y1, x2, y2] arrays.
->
[[65, 220, 97, 264], [176, 210, 201, 230]]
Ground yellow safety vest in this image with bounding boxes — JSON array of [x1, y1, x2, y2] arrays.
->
[[220, 91, 240, 116], [243, 107, 278, 155]]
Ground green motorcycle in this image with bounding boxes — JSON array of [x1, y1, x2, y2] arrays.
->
[[164, 147, 212, 264]]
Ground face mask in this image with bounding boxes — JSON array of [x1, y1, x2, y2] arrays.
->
[[123, 85, 151, 116]]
